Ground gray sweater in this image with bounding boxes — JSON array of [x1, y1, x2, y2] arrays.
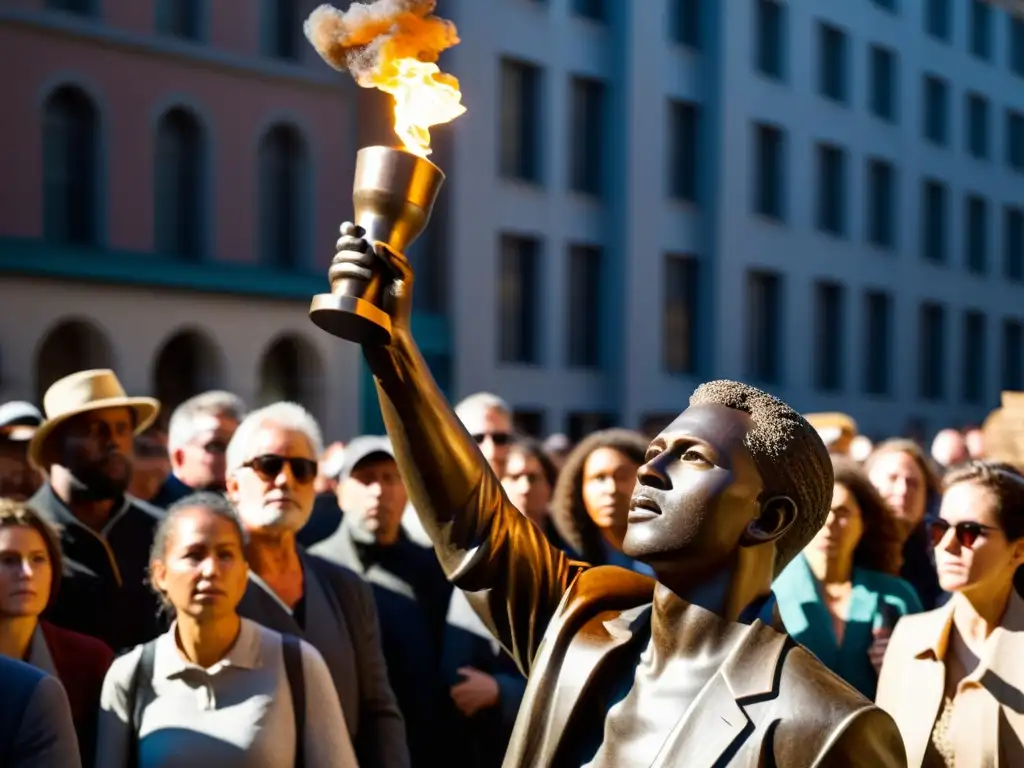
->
[[94, 619, 358, 768]]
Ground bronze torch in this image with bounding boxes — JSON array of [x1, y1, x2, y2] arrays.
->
[[309, 145, 446, 345]]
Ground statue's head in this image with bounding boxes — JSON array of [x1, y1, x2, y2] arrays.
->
[[623, 380, 832, 579]]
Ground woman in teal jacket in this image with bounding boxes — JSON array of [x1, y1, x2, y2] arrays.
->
[[773, 455, 923, 698]]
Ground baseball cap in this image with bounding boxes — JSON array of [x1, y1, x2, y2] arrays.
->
[[335, 435, 395, 481], [0, 401, 43, 442]]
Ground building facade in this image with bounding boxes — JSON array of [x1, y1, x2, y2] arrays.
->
[[3, 0, 1023, 443], [423, 0, 1024, 441], [0, 0, 424, 438]]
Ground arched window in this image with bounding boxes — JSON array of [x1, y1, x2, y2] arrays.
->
[[261, 0, 299, 59], [156, 0, 201, 40], [155, 108, 205, 259], [257, 124, 307, 270], [34, 319, 114, 403], [42, 86, 99, 246], [151, 329, 225, 420], [257, 334, 323, 418]]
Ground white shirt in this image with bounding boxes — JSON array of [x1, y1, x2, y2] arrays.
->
[[95, 618, 358, 768]]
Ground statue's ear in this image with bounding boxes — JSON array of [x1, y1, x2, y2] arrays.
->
[[740, 496, 796, 547]]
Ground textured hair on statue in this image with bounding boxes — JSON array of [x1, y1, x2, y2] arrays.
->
[[689, 380, 833, 575]]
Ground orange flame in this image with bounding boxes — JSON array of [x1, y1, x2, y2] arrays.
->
[[371, 57, 465, 157]]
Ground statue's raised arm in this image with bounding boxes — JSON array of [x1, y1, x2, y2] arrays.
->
[[326, 222, 586, 674]]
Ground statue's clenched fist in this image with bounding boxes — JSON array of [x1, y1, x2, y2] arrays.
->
[[328, 221, 413, 331]]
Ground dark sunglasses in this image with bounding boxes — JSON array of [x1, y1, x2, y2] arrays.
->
[[244, 455, 317, 484], [472, 432, 512, 447], [928, 519, 1000, 549]]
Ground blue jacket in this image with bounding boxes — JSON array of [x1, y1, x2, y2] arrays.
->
[[773, 553, 923, 698]]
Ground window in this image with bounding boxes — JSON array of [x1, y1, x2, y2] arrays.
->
[[755, 0, 785, 80], [969, 0, 991, 61], [816, 143, 846, 236], [921, 179, 947, 263], [672, 0, 701, 48], [966, 93, 989, 160], [1012, 18, 1024, 77], [961, 311, 986, 404], [753, 123, 786, 220], [818, 23, 848, 103], [566, 412, 615, 442], [863, 290, 892, 396], [498, 235, 541, 364], [572, 0, 604, 21], [814, 281, 844, 392], [1005, 206, 1024, 281], [919, 302, 947, 400], [965, 194, 988, 275], [154, 108, 204, 259], [257, 124, 306, 270], [663, 254, 699, 374], [156, 0, 201, 40], [513, 410, 546, 438], [45, 0, 93, 14], [499, 59, 543, 183], [869, 45, 897, 123], [42, 85, 98, 247], [866, 158, 896, 249], [923, 75, 949, 145], [668, 101, 699, 202], [1003, 319, 1024, 391], [1007, 110, 1024, 172], [568, 76, 605, 195], [925, 0, 950, 41], [567, 244, 601, 368], [262, 0, 299, 60], [746, 270, 783, 384]]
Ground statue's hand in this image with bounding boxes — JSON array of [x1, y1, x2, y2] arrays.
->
[[330, 221, 413, 332]]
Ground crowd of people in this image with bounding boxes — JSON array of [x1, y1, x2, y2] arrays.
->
[[0, 367, 1021, 766]]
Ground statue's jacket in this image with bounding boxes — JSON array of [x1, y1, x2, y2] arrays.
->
[[369, 337, 908, 767]]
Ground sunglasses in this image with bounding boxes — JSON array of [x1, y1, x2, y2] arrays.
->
[[472, 432, 512, 447], [243, 455, 317, 484], [928, 519, 1000, 549]]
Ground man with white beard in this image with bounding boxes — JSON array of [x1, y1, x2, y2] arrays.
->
[[227, 402, 409, 768]]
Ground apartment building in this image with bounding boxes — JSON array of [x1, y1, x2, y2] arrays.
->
[[422, 0, 1024, 440]]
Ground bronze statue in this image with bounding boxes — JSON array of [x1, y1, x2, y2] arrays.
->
[[324, 224, 907, 766]]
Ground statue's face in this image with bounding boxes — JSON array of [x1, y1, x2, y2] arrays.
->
[[623, 403, 765, 569]]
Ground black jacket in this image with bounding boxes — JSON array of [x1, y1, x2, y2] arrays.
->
[[31, 484, 166, 653]]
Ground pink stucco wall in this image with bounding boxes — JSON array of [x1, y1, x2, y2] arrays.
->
[[0, 4, 357, 268]]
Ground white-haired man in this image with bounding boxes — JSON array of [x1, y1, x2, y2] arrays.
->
[[454, 392, 514, 477], [151, 390, 246, 508], [227, 402, 409, 768]]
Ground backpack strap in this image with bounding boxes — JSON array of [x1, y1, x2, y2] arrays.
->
[[282, 634, 306, 768], [125, 640, 158, 768]]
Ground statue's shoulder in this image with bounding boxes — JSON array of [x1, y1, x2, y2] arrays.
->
[[777, 642, 872, 714], [773, 643, 905, 765]]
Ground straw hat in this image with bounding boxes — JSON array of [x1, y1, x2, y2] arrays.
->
[[28, 369, 160, 470], [804, 412, 858, 449]]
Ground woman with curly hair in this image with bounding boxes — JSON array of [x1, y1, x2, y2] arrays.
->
[[772, 456, 923, 698], [865, 438, 946, 609], [549, 429, 651, 572]]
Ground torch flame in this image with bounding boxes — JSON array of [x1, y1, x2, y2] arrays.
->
[[371, 58, 466, 157]]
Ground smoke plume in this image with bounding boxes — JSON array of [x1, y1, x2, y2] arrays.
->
[[304, 1, 460, 88]]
